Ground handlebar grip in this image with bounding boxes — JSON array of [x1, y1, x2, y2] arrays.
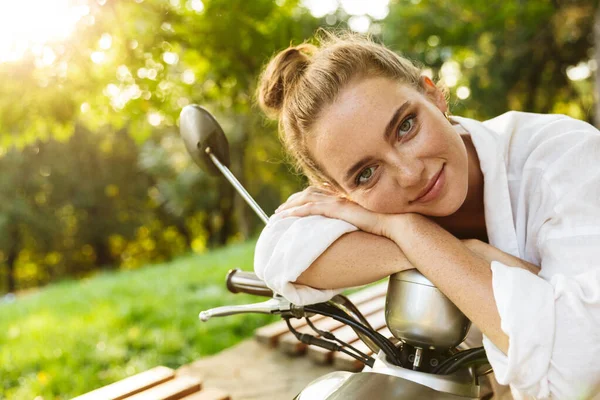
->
[[226, 269, 274, 297]]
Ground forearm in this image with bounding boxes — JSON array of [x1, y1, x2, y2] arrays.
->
[[294, 230, 415, 289], [390, 214, 510, 354], [462, 238, 540, 275]]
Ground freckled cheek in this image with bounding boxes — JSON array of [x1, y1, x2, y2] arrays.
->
[[359, 190, 406, 214], [417, 129, 446, 156]]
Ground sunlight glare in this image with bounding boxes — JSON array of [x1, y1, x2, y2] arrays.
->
[[456, 86, 471, 100], [302, 0, 389, 20], [0, 0, 90, 63], [148, 112, 163, 127], [348, 15, 371, 33], [341, 0, 389, 20], [99, 33, 112, 50], [440, 60, 461, 88], [301, 0, 338, 18], [566, 62, 591, 81], [91, 51, 106, 64]]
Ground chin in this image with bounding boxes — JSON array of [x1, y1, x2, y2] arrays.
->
[[423, 184, 468, 217], [445, 184, 469, 215]]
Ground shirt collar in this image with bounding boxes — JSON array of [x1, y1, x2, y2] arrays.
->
[[450, 115, 521, 257]]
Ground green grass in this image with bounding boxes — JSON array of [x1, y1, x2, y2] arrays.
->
[[0, 240, 279, 399]]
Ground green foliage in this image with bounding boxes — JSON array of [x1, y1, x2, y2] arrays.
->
[[0, 0, 319, 293], [0, 0, 598, 294], [0, 240, 278, 399], [382, 0, 599, 120]]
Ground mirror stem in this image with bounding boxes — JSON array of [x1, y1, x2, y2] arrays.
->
[[206, 147, 270, 225]]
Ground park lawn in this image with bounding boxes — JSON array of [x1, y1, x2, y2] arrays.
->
[[0, 240, 279, 400]]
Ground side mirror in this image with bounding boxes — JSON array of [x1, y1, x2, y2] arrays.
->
[[179, 104, 270, 224], [179, 105, 231, 176]]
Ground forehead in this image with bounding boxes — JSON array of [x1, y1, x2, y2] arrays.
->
[[308, 77, 421, 185]]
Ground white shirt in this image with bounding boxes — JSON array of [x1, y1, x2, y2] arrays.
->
[[254, 111, 600, 399]]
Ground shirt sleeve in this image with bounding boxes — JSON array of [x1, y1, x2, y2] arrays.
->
[[482, 119, 600, 399], [253, 212, 358, 305], [483, 253, 600, 399]]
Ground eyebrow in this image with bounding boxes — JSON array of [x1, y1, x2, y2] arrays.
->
[[343, 101, 412, 184]]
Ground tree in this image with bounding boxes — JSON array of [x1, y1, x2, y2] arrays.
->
[[382, 0, 599, 121]]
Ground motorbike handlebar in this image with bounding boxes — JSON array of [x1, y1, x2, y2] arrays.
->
[[226, 268, 274, 297]]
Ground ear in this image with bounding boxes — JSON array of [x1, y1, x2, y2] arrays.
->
[[419, 75, 448, 114]]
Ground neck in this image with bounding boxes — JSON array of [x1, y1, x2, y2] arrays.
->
[[431, 131, 488, 241]]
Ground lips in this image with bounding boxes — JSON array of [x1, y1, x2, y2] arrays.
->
[[413, 165, 444, 202]]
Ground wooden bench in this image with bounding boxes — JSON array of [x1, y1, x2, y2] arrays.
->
[[254, 281, 390, 372], [72, 366, 230, 400]]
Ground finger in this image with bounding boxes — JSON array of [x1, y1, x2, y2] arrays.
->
[[274, 191, 304, 213], [277, 202, 329, 219], [275, 195, 327, 214], [278, 200, 388, 237], [278, 199, 352, 221], [278, 188, 316, 210], [284, 191, 303, 203], [275, 191, 339, 213]]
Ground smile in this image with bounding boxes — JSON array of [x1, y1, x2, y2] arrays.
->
[[412, 164, 445, 204]]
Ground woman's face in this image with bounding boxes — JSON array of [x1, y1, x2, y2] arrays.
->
[[306, 76, 469, 217]]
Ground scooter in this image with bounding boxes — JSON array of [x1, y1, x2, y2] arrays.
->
[[179, 105, 494, 399]]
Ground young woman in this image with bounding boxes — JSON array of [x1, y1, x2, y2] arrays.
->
[[253, 32, 600, 399]]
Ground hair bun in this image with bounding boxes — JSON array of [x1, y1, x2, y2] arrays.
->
[[257, 43, 315, 119]]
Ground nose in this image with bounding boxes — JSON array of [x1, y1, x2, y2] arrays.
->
[[388, 153, 425, 190]]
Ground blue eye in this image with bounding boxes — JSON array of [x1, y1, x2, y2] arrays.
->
[[397, 116, 415, 138], [356, 166, 376, 186]]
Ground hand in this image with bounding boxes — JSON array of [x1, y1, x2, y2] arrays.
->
[[275, 185, 337, 213], [275, 186, 397, 240]]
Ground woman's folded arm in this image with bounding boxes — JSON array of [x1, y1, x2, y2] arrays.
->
[[294, 230, 415, 289], [254, 213, 414, 305]]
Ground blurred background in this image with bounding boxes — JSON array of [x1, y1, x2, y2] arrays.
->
[[1, 0, 598, 398]]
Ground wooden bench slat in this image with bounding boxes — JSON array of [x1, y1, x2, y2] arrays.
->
[[72, 366, 175, 400], [125, 376, 202, 400], [254, 281, 388, 345], [179, 387, 230, 400]]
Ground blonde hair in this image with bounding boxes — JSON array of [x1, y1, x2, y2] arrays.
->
[[257, 31, 427, 191]]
